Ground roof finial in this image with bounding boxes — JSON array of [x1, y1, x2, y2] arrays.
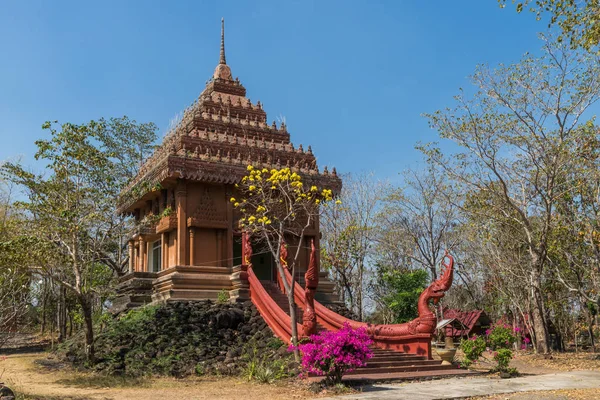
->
[[220, 18, 226, 65]]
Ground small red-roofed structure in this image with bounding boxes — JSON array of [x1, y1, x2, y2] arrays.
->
[[443, 309, 492, 339]]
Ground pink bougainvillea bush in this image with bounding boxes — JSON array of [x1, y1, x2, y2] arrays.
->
[[292, 323, 373, 384]]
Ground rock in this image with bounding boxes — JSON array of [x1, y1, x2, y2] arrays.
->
[[226, 348, 242, 360], [241, 325, 252, 335], [212, 308, 245, 329], [0, 384, 15, 400], [55, 299, 288, 379]]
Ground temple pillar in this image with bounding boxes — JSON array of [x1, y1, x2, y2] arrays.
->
[[128, 240, 134, 274], [226, 187, 234, 268], [189, 228, 195, 265], [146, 241, 151, 272], [161, 232, 167, 270], [139, 237, 146, 272], [216, 230, 223, 267], [135, 238, 139, 271], [176, 181, 188, 265], [173, 232, 177, 264]]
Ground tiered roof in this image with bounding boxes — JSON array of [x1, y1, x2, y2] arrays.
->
[[118, 19, 341, 214]]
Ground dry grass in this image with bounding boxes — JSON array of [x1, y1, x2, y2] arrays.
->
[[513, 351, 600, 372], [1, 352, 322, 400]]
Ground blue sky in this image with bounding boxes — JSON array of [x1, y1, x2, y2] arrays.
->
[[0, 1, 549, 183]]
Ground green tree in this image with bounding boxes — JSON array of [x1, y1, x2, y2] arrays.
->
[[378, 268, 428, 323], [2, 117, 157, 361], [0, 179, 32, 348], [500, 0, 600, 50]]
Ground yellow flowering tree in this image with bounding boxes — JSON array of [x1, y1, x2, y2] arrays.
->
[[231, 165, 337, 354]]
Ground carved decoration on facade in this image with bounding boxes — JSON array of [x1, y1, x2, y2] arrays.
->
[[279, 240, 288, 269], [242, 231, 253, 266], [187, 187, 227, 228]]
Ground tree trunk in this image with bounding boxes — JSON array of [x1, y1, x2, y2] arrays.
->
[[357, 264, 364, 322], [529, 261, 550, 354], [68, 310, 73, 338], [57, 286, 67, 342], [80, 295, 95, 363], [50, 308, 55, 350], [339, 273, 345, 304], [288, 293, 300, 361], [513, 312, 522, 350], [531, 286, 550, 353], [587, 312, 596, 353], [40, 278, 48, 335]]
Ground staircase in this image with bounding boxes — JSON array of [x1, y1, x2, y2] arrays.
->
[[262, 281, 304, 320], [262, 281, 328, 332], [260, 281, 475, 382]]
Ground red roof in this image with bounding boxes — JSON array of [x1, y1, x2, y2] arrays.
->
[[443, 309, 490, 338]]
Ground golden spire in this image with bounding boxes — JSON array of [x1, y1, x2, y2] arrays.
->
[[220, 18, 226, 65]]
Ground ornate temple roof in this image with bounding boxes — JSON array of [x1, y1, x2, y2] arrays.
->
[[117, 19, 341, 214]]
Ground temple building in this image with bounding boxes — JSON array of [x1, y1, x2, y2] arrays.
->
[[112, 21, 469, 378], [113, 20, 341, 312]]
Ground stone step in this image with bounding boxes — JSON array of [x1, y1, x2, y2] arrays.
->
[[368, 355, 429, 362], [347, 363, 457, 376], [365, 359, 443, 368], [337, 368, 478, 383], [370, 348, 422, 354]]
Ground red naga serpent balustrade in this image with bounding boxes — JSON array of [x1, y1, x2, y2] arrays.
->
[[243, 232, 301, 342], [244, 230, 455, 359]]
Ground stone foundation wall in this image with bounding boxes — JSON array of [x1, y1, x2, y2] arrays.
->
[[62, 300, 290, 377]]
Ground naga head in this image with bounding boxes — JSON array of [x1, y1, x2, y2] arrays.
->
[[427, 251, 454, 305]]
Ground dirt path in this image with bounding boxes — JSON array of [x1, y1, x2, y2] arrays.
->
[[1, 352, 316, 400]]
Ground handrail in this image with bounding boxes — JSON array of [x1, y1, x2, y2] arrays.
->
[[273, 252, 457, 360], [247, 267, 302, 344], [284, 268, 434, 340], [279, 266, 360, 331]]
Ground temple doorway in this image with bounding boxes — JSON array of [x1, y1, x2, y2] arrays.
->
[[251, 251, 275, 281], [232, 235, 276, 281]]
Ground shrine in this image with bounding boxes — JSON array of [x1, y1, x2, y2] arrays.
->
[[113, 21, 468, 379], [113, 19, 341, 311]]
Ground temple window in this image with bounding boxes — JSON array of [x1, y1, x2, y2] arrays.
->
[[149, 239, 162, 272]]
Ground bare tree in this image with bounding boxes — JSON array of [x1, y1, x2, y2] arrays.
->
[[320, 173, 387, 320], [378, 165, 459, 279], [423, 36, 600, 353]]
